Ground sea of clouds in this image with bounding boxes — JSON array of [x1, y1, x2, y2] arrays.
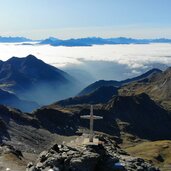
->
[[0, 43, 171, 85]]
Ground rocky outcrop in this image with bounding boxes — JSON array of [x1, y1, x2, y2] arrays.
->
[[26, 135, 159, 171], [0, 143, 23, 159]]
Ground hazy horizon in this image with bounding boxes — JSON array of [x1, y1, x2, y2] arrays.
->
[[2, 35, 171, 41]]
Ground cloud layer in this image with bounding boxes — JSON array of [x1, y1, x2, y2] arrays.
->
[[0, 43, 170, 83]]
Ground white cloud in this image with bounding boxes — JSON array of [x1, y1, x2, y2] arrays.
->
[[0, 43, 171, 81]]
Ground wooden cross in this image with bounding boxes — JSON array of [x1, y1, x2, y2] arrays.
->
[[80, 105, 103, 142]]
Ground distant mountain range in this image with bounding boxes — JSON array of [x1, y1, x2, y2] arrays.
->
[[39, 37, 171, 46], [0, 36, 32, 42], [1, 36, 171, 46]]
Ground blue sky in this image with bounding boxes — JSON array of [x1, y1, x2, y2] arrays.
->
[[0, 0, 171, 39]]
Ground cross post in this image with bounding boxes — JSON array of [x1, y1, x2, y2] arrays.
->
[[80, 105, 103, 143]]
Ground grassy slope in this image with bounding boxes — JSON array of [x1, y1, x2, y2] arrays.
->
[[123, 140, 171, 171]]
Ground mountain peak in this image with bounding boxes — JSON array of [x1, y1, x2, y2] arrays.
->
[[24, 54, 41, 64], [6, 55, 40, 66], [144, 68, 161, 72], [7, 56, 20, 61], [26, 54, 37, 59], [48, 37, 61, 41]]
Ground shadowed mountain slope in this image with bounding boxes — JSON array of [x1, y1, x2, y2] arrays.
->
[[44, 93, 171, 140], [0, 89, 39, 112], [57, 86, 118, 106], [103, 93, 171, 140]]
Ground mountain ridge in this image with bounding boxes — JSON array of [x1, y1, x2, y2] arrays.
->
[[57, 86, 118, 106], [1, 36, 171, 46], [39, 37, 171, 46], [119, 67, 171, 111], [78, 68, 162, 96], [0, 36, 32, 42]]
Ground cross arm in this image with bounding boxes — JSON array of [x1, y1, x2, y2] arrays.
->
[[93, 116, 103, 120], [80, 115, 91, 119]]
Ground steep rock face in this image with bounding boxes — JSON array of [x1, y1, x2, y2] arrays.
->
[[34, 108, 79, 135], [0, 105, 39, 128], [0, 105, 55, 153], [57, 86, 118, 106], [104, 93, 171, 140], [78, 69, 161, 96], [26, 135, 159, 171], [0, 118, 8, 143]]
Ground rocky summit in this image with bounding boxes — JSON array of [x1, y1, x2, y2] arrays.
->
[[26, 135, 158, 171]]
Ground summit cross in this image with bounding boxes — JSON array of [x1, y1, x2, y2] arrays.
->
[[80, 105, 103, 143]]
